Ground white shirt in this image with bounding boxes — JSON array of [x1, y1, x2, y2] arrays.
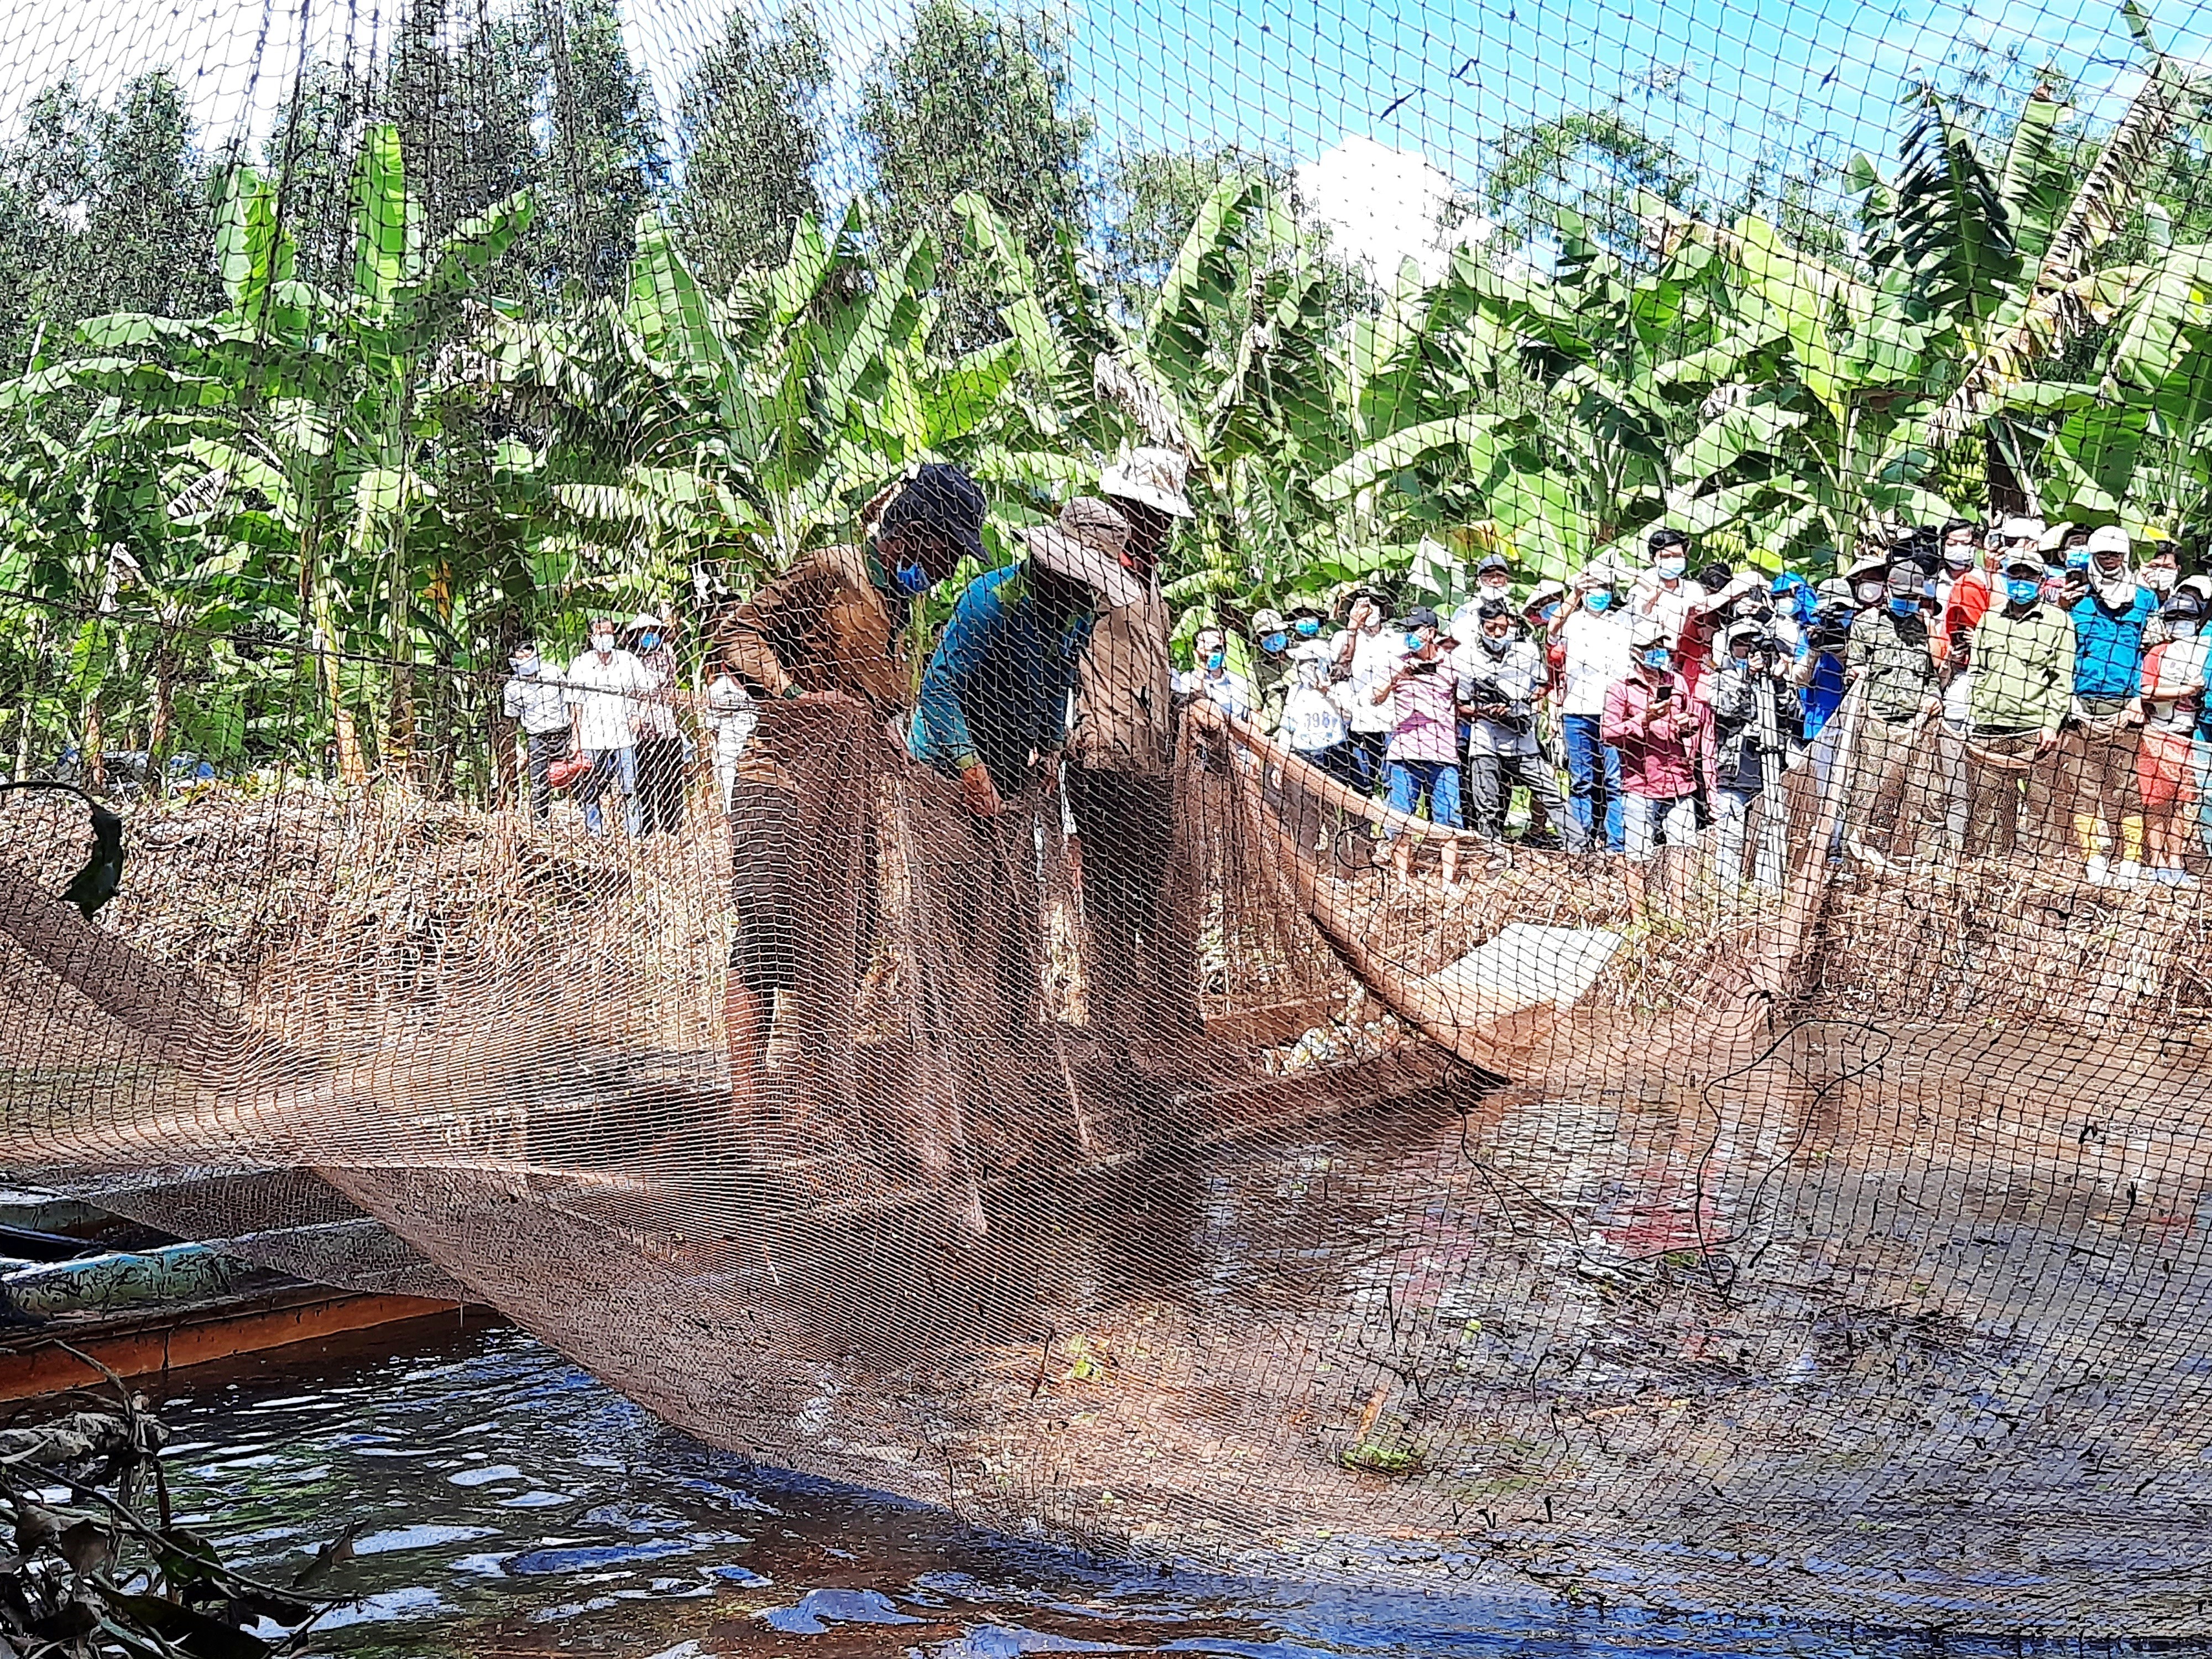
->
[[1558, 608, 1633, 717], [1629, 577, 1698, 650], [1176, 665, 1255, 720], [502, 665, 570, 734], [1343, 629, 1401, 733], [565, 648, 654, 751], [703, 672, 758, 758], [1279, 680, 1348, 754]]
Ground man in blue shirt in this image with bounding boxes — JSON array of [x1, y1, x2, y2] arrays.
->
[[909, 495, 1145, 1045], [2067, 524, 2157, 884], [910, 497, 1144, 815]]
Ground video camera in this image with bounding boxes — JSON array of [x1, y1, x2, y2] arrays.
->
[[1807, 603, 1854, 654], [1461, 675, 1534, 734]]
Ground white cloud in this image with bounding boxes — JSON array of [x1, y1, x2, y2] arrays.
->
[[1292, 133, 1475, 288]]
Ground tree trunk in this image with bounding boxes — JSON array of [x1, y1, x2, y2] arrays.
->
[[82, 700, 105, 793], [1984, 426, 2030, 519]]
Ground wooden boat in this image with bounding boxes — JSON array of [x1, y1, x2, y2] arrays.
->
[[0, 1185, 460, 1401]]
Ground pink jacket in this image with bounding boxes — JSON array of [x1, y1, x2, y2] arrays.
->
[[1601, 671, 1698, 799]]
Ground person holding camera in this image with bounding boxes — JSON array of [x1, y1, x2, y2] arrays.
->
[[1710, 619, 1799, 890], [1457, 600, 1586, 851], [1791, 577, 1856, 743]]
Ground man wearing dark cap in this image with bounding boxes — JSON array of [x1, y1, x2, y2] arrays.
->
[[714, 461, 987, 1121], [911, 495, 1145, 1037], [1841, 555, 1943, 855]]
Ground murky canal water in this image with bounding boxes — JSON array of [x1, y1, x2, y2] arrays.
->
[[145, 1317, 1993, 1657]]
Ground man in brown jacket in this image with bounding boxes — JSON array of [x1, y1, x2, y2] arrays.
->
[[712, 462, 988, 1119], [1066, 448, 1203, 1036]]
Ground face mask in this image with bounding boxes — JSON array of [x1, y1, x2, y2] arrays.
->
[[1204, 649, 1227, 671], [1261, 632, 1288, 654], [2169, 618, 2203, 639], [2064, 549, 2092, 572], [1854, 581, 1885, 606], [1887, 595, 1919, 618], [1293, 617, 1321, 637], [1642, 646, 1671, 671], [637, 631, 660, 651], [1585, 591, 1613, 613], [1481, 632, 1510, 656], [1946, 547, 1974, 570], [894, 557, 931, 597], [2146, 567, 2178, 594], [591, 635, 615, 653], [512, 655, 538, 676], [1656, 556, 1687, 580], [1403, 632, 1423, 652], [1537, 603, 1559, 624], [2005, 578, 2043, 607]]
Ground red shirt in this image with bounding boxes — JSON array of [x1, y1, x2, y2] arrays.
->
[[1940, 569, 1992, 664], [1601, 671, 1698, 799]]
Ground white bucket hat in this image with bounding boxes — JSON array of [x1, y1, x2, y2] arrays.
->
[[1999, 517, 2046, 544], [1024, 497, 1146, 611], [2086, 524, 2131, 557], [1100, 447, 1196, 520]]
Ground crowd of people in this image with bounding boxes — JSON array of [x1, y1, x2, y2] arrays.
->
[[1190, 518, 2211, 892]]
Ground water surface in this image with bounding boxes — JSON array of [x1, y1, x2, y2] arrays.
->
[[145, 1318, 2015, 1657]]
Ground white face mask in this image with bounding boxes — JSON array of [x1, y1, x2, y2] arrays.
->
[[2145, 566, 2178, 594], [513, 655, 538, 676], [591, 634, 615, 654]]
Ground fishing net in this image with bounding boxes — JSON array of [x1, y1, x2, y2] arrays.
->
[[5, 0, 2212, 1636]]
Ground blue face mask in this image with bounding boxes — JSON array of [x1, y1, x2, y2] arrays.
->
[[1203, 649, 1226, 671], [1585, 591, 1614, 613], [638, 631, 660, 651], [2006, 578, 2043, 607], [1261, 632, 1288, 654], [1403, 632, 1424, 652], [1886, 596, 1918, 618], [894, 558, 931, 597], [1537, 603, 1559, 624], [1642, 646, 1672, 671], [1656, 556, 1687, 580], [1293, 617, 1321, 637]]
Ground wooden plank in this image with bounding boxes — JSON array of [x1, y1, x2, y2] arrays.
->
[[0, 1293, 462, 1401]]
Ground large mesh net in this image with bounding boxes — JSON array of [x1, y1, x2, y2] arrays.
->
[[4, 0, 2212, 1634]]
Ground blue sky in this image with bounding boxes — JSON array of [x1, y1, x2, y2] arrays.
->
[[3, 0, 2205, 223]]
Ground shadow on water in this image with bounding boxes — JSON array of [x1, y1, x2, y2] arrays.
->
[[138, 1317, 2133, 1658]]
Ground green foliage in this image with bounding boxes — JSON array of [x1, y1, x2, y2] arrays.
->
[[858, 0, 1093, 348], [674, 4, 831, 293]]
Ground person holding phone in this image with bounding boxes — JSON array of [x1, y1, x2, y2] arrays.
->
[[1370, 605, 1464, 884], [1602, 621, 1699, 866]]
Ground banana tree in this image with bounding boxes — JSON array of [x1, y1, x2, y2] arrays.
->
[[1651, 206, 1958, 568], [25, 123, 534, 783]]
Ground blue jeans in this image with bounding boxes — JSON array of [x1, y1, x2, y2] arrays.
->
[[579, 743, 640, 835], [1562, 714, 1625, 852], [1386, 759, 1462, 830]]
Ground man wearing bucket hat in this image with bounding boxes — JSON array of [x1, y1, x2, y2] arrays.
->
[[911, 495, 1144, 815], [1068, 448, 1200, 1035], [718, 461, 987, 1122], [2062, 523, 2158, 883]]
